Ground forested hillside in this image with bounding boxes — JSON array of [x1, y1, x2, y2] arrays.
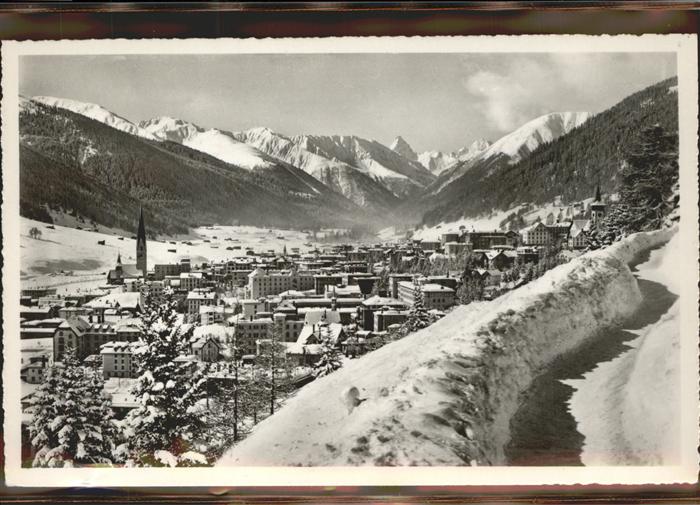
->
[[419, 77, 678, 226], [19, 101, 369, 235]]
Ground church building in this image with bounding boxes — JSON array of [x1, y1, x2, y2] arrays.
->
[[107, 207, 148, 285]]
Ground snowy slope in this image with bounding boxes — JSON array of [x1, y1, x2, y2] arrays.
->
[[140, 117, 276, 171], [427, 113, 590, 195], [218, 228, 673, 466], [19, 95, 40, 115], [232, 127, 402, 210], [564, 231, 681, 465], [389, 136, 418, 161], [416, 150, 457, 175], [416, 139, 492, 177], [455, 138, 492, 162], [479, 112, 591, 165], [20, 217, 316, 294], [31, 96, 158, 141], [235, 127, 435, 199], [407, 196, 593, 242], [290, 134, 436, 197]]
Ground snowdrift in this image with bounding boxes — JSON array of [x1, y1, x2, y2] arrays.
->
[[218, 228, 676, 467], [565, 231, 681, 465]]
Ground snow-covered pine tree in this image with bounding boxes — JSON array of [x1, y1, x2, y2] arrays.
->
[[313, 342, 343, 378], [257, 320, 292, 416], [588, 124, 678, 250], [204, 332, 256, 454], [620, 123, 678, 232], [28, 348, 116, 467], [402, 280, 434, 333], [125, 289, 210, 467]]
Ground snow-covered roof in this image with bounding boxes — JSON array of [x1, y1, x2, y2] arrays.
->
[[100, 341, 144, 354], [186, 291, 216, 300], [362, 295, 406, 307], [85, 291, 141, 309], [303, 309, 341, 326], [421, 283, 455, 293]]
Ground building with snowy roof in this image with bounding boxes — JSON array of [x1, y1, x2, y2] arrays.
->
[[186, 290, 217, 316], [189, 336, 221, 362], [100, 341, 144, 379], [397, 281, 455, 311]]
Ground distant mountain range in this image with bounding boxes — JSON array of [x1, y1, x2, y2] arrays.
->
[[416, 77, 678, 227], [18, 76, 678, 235], [391, 136, 493, 177], [19, 98, 370, 235]]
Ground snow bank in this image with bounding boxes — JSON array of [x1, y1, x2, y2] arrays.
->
[[564, 230, 680, 465], [218, 228, 674, 466]]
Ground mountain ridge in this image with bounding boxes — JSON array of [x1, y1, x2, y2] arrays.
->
[[19, 98, 372, 235], [417, 78, 678, 227]]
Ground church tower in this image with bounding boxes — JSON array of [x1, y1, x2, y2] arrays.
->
[[590, 184, 607, 227], [136, 207, 147, 276]]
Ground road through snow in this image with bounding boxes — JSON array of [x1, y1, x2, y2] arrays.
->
[[505, 233, 679, 466]]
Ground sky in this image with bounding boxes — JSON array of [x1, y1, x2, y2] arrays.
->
[[20, 52, 676, 153]]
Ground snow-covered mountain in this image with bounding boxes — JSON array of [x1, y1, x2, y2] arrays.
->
[[232, 127, 401, 211], [389, 135, 418, 161], [427, 113, 590, 195], [415, 139, 492, 176], [20, 98, 373, 233], [455, 138, 492, 162], [416, 150, 457, 175], [139, 116, 200, 143], [140, 117, 276, 171], [478, 111, 592, 165], [390, 134, 493, 176], [31, 96, 158, 141], [233, 128, 435, 200], [288, 134, 436, 198]]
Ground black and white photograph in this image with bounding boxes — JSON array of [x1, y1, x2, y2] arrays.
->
[[2, 35, 698, 487]]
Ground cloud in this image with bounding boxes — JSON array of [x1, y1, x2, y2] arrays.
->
[[462, 53, 676, 137], [464, 70, 530, 132], [462, 57, 554, 133]]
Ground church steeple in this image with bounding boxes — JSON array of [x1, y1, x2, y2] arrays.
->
[[136, 206, 147, 276], [590, 184, 607, 227]]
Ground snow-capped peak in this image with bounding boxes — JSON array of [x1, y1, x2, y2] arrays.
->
[[389, 135, 418, 161], [456, 138, 492, 161], [482, 111, 591, 164], [31, 96, 158, 141], [19, 94, 39, 114], [245, 126, 274, 137], [140, 116, 274, 171], [139, 116, 203, 143]]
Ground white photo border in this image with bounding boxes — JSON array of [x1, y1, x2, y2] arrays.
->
[[2, 34, 698, 488]]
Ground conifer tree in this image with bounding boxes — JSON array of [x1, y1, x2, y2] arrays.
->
[[619, 124, 678, 232], [587, 124, 678, 249], [313, 341, 344, 378], [28, 349, 116, 467], [125, 290, 209, 467], [257, 321, 292, 416], [402, 281, 434, 333]]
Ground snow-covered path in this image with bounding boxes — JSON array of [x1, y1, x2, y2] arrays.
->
[[562, 232, 681, 465], [505, 235, 679, 465]]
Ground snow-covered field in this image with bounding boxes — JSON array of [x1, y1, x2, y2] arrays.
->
[[218, 227, 675, 466], [563, 232, 680, 465], [388, 196, 596, 243], [20, 218, 316, 294]]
